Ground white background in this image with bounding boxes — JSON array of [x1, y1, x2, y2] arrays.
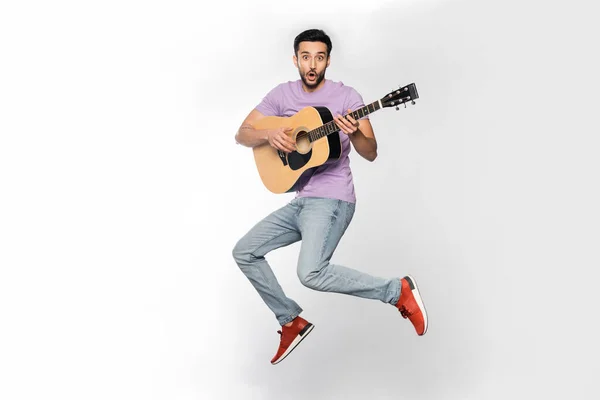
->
[[1, 0, 599, 399]]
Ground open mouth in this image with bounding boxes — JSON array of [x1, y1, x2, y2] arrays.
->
[[307, 71, 317, 80]]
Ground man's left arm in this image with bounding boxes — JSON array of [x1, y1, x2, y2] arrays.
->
[[334, 110, 378, 162]]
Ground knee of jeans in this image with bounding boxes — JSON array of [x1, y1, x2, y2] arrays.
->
[[297, 263, 324, 289], [233, 238, 264, 265], [232, 241, 250, 264], [297, 269, 313, 288]]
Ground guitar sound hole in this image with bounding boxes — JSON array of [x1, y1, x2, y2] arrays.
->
[[295, 131, 311, 155]]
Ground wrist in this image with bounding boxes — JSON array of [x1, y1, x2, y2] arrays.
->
[[349, 128, 361, 138], [263, 129, 272, 141]]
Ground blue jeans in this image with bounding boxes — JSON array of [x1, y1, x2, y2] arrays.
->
[[232, 197, 401, 326]]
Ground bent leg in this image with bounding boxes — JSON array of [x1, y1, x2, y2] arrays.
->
[[296, 197, 400, 304], [232, 201, 303, 325]]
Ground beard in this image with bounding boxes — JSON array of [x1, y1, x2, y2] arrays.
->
[[299, 68, 326, 89]]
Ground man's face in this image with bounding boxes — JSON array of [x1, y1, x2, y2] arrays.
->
[[293, 41, 330, 90]]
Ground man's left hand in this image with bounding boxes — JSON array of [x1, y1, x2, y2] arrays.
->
[[334, 109, 360, 136]]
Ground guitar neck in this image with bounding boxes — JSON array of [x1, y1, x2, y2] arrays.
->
[[308, 100, 382, 143]]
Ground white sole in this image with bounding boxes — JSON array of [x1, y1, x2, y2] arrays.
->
[[271, 323, 314, 365], [405, 275, 428, 335]]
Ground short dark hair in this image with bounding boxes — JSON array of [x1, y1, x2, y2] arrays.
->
[[293, 29, 332, 57]]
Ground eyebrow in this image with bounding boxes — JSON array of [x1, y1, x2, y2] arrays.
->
[[300, 51, 326, 55]]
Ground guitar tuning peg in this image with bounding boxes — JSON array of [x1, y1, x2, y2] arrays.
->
[[411, 100, 416, 105], [395, 106, 399, 110]]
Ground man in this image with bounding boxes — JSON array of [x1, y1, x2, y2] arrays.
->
[[232, 29, 428, 365]]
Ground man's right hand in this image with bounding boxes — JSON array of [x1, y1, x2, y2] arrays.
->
[[267, 127, 296, 153]]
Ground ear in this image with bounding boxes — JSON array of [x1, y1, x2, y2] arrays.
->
[[293, 54, 298, 68], [327, 56, 331, 67]]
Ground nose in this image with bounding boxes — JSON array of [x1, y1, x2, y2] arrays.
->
[[310, 58, 316, 68]]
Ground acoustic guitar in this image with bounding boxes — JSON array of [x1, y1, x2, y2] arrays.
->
[[252, 82, 419, 193]]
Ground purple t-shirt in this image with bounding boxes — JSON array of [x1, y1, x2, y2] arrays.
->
[[255, 79, 368, 204]]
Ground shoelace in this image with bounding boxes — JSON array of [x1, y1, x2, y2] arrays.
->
[[398, 305, 413, 319]]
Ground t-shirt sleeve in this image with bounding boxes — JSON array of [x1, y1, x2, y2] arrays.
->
[[345, 87, 370, 120], [254, 85, 281, 117]]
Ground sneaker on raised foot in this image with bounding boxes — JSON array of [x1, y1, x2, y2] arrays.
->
[[395, 275, 428, 335], [271, 316, 314, 365]]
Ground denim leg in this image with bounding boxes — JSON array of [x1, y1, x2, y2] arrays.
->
[[296, 197, 400, 304], [232, 200, 304, 325]]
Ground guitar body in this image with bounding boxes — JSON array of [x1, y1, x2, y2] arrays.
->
[[252, 106, 341, 194]]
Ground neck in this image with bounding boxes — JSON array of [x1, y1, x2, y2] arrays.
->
[[301, 78, 326, 93]]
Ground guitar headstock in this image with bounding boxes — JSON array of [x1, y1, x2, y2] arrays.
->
[[380, 83, 419, 110]]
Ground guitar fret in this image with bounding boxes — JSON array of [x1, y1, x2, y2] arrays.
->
[[309, 101, 382, 142]]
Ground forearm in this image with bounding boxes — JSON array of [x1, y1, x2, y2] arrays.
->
[[349, 128, 378, 161], [235, 124, 270, 147]]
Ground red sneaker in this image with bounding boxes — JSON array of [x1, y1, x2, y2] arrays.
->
[[395, 275, 428, 335], [271, 316, 314, 365]]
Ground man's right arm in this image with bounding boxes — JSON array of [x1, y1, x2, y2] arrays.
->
[[235, 109, 271, 147], [235, 109, 295, 153]]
